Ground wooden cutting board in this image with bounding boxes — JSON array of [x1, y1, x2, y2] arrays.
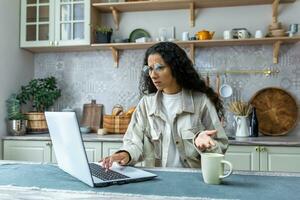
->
[[250, 87, 298, 136], [81, 100, 103, 133]]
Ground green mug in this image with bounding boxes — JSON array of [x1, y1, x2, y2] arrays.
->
[[201, 153, 233, 184]]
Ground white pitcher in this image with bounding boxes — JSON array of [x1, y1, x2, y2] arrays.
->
[[234, 115, 249, 137]]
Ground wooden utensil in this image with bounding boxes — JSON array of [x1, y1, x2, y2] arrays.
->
[[250, 87, 298, 136], [216, 74, 220, 96]]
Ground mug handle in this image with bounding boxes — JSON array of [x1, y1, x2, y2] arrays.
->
[[219, 160, 233, 179]]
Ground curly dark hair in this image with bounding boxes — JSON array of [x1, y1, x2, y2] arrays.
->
[[139, 42, 224, 118]]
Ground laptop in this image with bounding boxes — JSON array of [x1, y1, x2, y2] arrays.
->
[[45, 111, 157, 187]]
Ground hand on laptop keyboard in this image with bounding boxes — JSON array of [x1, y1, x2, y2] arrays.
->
[[100, 151, 130, 170], [89, 163, 129, 181]]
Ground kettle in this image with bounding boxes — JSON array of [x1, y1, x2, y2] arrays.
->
[[196, 30, 215, 40]]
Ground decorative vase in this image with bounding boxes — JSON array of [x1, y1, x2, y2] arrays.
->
[[234, 115, 249, 137], [7, 119, 28, 136]]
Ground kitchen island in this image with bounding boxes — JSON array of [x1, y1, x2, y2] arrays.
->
[[0, 160, 299, 200]]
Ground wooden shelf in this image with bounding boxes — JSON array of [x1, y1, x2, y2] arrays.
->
[[22, 37, 300, 66], [91, 36, 299, 48], [93, 36, 300, 65], [92, 0, 295, 29], [93, 0, 295, 13]]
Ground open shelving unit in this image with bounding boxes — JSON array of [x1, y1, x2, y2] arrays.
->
[[92, 0, 295, 29], [25, 36, 300, 66], [22, 0, 300, 66]]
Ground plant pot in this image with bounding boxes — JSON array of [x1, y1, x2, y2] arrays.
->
[[25, 112, 48, 133], [7, 119, 28, 136], [95, 32, 112, 43]]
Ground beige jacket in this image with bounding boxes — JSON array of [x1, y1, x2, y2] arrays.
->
[[119, 89, 228, 168]]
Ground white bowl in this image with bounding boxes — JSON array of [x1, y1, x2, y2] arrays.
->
[[80, 126, 91, 133]]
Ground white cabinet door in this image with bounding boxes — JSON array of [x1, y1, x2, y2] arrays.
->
[[102, 142, 123, 159], [54, 0, 90, 46], [20, 0, 55, 47], [225, 145, 259, 171], [3, 140, 51, 163], [20, 0, 90, 47], [84, 142, 102, 162], [260, 146, 300, 172]]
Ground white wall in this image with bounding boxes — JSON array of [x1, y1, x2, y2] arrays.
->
[[103, 1, 300, 41], [0, 0, 34, 158]]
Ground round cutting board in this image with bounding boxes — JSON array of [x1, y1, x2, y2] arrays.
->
[[250, 87, 298, 136]]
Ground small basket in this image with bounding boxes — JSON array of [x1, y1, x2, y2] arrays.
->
[[103, 115, 131, 134]]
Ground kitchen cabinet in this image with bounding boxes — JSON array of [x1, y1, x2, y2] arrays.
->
[[3, 140, 52, 162], [3, 139, 112, 163], [20, 0, 90, 48], [225, 145, 300, 172], [2, 138, 146, 166], [102, 141, 123, 158]]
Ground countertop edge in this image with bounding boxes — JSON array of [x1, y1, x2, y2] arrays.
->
[[2, 134, 300, 147]]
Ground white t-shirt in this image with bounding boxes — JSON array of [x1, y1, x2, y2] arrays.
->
[[161, 91, 184, 167]]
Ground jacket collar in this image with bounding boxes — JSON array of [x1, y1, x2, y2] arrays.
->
[[148, 88, 195, 116]]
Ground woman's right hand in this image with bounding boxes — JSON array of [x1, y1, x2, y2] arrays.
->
[[100, 151, 130, 170]]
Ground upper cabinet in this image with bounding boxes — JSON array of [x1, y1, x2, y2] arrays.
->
[[20, 0, 91, 48]]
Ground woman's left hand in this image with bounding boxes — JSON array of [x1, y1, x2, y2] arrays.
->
[[194, 130, 217, 151]]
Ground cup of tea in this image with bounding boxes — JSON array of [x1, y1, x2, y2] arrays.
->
[[201, 153, 233, 184]]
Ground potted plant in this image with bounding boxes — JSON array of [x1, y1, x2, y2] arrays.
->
[[95, 25, 113, 43], [6, 94, 27, 136], [17, 76, 61, 133]]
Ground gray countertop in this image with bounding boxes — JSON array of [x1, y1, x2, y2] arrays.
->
[[2, 133, 124, 142], [2, 133, 300, 146]]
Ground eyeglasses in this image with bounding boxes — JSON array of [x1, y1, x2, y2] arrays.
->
[[143, 63, 166, 75]]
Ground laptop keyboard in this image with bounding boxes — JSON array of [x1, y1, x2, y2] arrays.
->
[[89, 163, 129, 181]]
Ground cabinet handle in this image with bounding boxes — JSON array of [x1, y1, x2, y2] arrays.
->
[[46, 142, 52, 146], [260, 147, 266, 152], [255, 146, 259, 152], [49, 41, 54, 46], [54, 41, 59, 46]]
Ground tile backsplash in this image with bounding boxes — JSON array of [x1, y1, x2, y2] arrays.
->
[[34, 43, 300, 136]]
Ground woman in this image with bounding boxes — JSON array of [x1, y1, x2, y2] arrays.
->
[[102, 42, 228, 169]]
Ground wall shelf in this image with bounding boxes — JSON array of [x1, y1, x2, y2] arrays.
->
[[92, 0, 295, 29], [23, 36, 300, 66]]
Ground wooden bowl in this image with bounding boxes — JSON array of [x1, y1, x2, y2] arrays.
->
[[249, 87, 298, 136]]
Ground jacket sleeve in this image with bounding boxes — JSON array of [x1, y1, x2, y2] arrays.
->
[[193, 96, 229, 154], [118, 97, 147, 165]]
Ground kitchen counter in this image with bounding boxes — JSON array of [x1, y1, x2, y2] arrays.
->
[[228, 135, 300, 146], [2, 133, 300, 146], [2, 133, 124, 142]]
